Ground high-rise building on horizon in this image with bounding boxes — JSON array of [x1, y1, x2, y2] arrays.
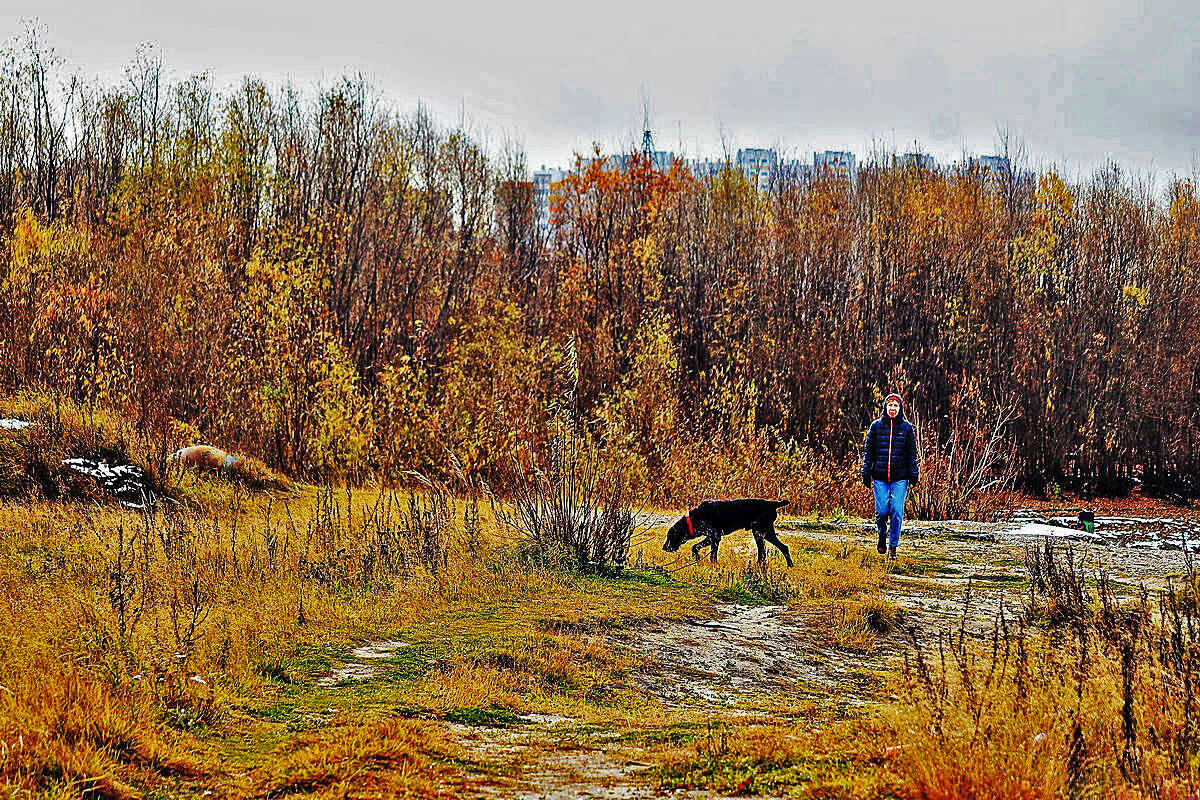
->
[[532, 164, 566, 230], [814, 150, 857, 178], [971, 154, 1012, 174], [736, 147, 777, 191], [687, 157, 727, 178], [531, 142, 1025, 227], [896, 152, 937, 170]]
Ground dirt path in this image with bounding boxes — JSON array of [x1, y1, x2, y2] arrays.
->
[[615, 604, 884, 713], [311, 586, 981, 798], [315, 639, 413, 686], [451, 715, 649, 799], [451, 605, 859, 799], [435, 579, 1000, 797], [313, 523, 1195, 798], [774, 516, 1197, 586]]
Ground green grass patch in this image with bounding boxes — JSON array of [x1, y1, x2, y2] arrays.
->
[[444, 706, 525, 728], [245, 702, 296, 723], [651, 723, 876, 796], [888, 551, 959, 577], [286, 643, 341, 681], [618, 722, 704, 746], [653, 756, 821, 795], [716, 566, 795, 606], [380, 645, 436, 681], [609, 567, 682, 588], [254, 657, 294, 685]]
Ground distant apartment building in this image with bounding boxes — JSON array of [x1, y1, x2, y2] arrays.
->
[[687, 157, 727, 178], [686, 152, 814, 187], [531, 148, 677, 228], [896, 152, 937, 170], [813, 150, 857, 178], [532, 164, 566, 229], [775, 159, 814, 182], [587, 149, 675, 173], [971, 155, 1011, 174], [737, 147, 777, 191], [647, 149, 675, 171], [532, 143, 1024, 221]]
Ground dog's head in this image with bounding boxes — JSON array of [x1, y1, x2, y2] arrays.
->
[[663, 514, 699, 552]]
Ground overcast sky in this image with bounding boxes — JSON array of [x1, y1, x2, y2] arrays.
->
[[3, 0, 1198, 180]]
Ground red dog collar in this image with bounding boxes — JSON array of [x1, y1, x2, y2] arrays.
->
[[686, 514, 695, 538]]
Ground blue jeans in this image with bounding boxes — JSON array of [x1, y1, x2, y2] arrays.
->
[[873, 479, 908, 548]]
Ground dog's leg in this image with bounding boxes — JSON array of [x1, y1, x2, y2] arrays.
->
[[709, 531, 721, 562], [753, 529, 767, 564], [765, 528, 793, 567], [691, 538, 707, 561]]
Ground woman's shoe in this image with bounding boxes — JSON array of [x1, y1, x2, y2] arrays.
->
[[887, 545, 898, 560], [877, 528, 887, 554]]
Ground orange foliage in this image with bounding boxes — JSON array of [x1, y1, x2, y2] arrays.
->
[[0, 56, 1197, 505]]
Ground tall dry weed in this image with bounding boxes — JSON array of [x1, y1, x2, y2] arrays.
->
[[890, 542, 1200, 798]]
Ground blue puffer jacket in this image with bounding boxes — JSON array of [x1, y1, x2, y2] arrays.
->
[[861, 394, 919, 484]]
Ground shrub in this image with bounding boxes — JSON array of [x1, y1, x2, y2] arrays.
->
[[495, 415, 636, 573], [906, 384, 1018, 520], [494, 342, 639, 572]]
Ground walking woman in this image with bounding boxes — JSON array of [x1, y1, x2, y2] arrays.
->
[[861, 393, 919, 559]]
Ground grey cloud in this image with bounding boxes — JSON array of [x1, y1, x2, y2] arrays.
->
[[7, 0, 1200, 179]]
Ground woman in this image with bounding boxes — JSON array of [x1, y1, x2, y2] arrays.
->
[[861, 393, 919, 559]]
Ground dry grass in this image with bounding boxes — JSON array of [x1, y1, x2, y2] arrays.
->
[[0, 480, 497, 794], [886, 543, 1200, 800], [249, 718, 464, 799], [0, 395, 916, 797], [0, 483, 905, 797], [0, 485, 662, 794], [0, 663, 200, 799], [794, 542, 901, 648]]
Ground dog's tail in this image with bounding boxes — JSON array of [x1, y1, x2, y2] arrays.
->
[[774, 500, 790, 509]]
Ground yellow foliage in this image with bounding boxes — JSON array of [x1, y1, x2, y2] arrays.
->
[[1011, 171, 1076, 294], [1121, 284, 1148, 306], [311, 337, 376, 477]]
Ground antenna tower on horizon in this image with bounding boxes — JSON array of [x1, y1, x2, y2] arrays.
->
[[641, 103, 654, 158]]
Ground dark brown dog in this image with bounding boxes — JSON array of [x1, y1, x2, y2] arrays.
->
[[663, 499, 792, 566]]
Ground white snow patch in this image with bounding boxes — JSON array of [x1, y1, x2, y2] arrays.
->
[[61, 458, 155, 508], [1002, 516, 1200, 551], [1004, 522, 1105, 543], [0, 419, 32, 431]]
